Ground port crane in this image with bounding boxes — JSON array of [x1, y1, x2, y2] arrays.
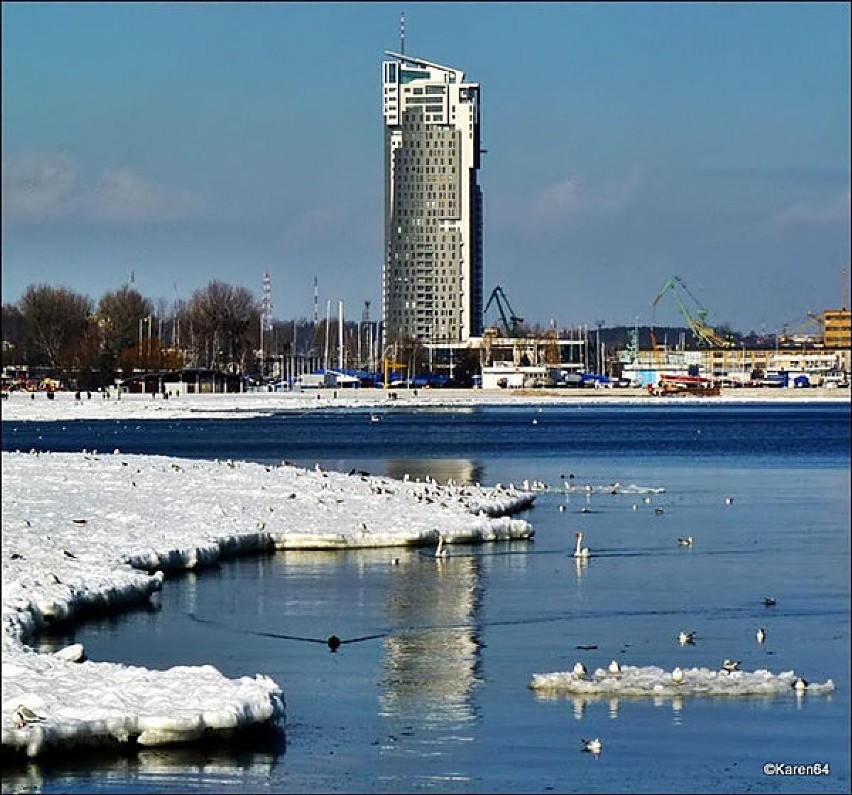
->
[[652, 276, 734, 348], [483, 285, 524, 337]]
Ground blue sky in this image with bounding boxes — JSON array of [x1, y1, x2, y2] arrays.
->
[[2, 2, 849, 334]]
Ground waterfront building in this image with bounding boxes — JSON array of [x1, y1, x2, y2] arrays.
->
[[381, 50, 484, 347]]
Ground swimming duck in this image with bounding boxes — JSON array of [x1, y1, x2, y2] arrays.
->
[[792, 676, 808, 692], [763, 597, 777, 607], [677, 536, 693, 547], [678, 631, 696, 646], [327, 635, 342, 652], [574, 531, 590, 559], [756, 627, 766, 644]]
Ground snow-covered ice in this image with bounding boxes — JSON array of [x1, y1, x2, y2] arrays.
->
[[530, 664, 835, 698], [2, 388, 843, 760], [1, 448, 534, 758]]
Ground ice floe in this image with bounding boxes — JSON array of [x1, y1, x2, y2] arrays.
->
[[530, 664, 835, 698]]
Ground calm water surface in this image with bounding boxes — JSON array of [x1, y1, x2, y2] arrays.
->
[[3, 403, 850, 794]]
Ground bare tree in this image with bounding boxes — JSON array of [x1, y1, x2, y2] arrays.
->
[[1, 303, 25, 368], [97, 286, 155, 378], [182, 281, 260, 372], [18, 285, 94, 374]]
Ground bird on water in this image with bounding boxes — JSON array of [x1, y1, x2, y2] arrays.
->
[[581, 738, 602, 755]]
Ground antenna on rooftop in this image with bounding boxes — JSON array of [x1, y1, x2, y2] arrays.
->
[[400, 11, 405, 54]]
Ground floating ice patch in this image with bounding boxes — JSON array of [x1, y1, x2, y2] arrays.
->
[[529, 665, 835, 698]]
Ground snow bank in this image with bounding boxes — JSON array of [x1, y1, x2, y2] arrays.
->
[[2, 450, 534, 758]]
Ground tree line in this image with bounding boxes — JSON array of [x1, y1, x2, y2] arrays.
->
[[1, 281, 340, 389]]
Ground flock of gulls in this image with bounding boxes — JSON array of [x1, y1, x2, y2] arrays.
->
[[1, 444, 839, 765], [495, 475, 837, 760]]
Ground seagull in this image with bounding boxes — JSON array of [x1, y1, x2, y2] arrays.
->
[[677, 536, 693, 547], [678, 631, 696, 646], [608, 660, 622, 676], [756, 627, 766, 644], [12, 705, 45, 728], [435, 533, 448, 558], [722, 659, 741, 672], [671, 666, 685, 685], [574, 531, 590, 559], [763, 597, 777, 607], [573, 661, 588, 679], [581, 738, 602, 755], [792, 676, 808, 692]]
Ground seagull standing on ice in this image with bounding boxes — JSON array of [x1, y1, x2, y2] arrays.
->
[[573, 661, 588, 679], [608, 660, 622, 676], [721, 659, 741, 673], [574, 531, 590, 559], [12, 705, 45, 728], [671, 666, 685, 685]]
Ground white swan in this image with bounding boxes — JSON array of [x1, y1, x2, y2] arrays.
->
[[581, 738, 602, 755], [574, 531, 590, 559], [671, 666, 685, 685]]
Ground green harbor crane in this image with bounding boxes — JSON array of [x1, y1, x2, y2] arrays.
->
[[652, 276, 734, 348]]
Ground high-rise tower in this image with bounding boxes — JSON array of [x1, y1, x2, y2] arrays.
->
[[381, 50, 483, 345]]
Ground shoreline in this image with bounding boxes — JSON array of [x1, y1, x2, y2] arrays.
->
[[1, 385, 848, 424]]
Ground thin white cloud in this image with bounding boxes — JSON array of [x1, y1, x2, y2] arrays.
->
[[1, 152, 79, 219], [533, 166, 644, 222], [2, 152, 204, 223], [85, 168, 204, 222], [772, 189, 851, 226]]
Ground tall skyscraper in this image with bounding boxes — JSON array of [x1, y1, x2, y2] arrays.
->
[[381, 50, 483, 346]]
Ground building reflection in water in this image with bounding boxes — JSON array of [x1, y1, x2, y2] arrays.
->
[[385, 458, 484, 486], [378, 550, 484, 757]]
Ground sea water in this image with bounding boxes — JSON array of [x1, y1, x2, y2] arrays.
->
[[3, 402, 850, 794]]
